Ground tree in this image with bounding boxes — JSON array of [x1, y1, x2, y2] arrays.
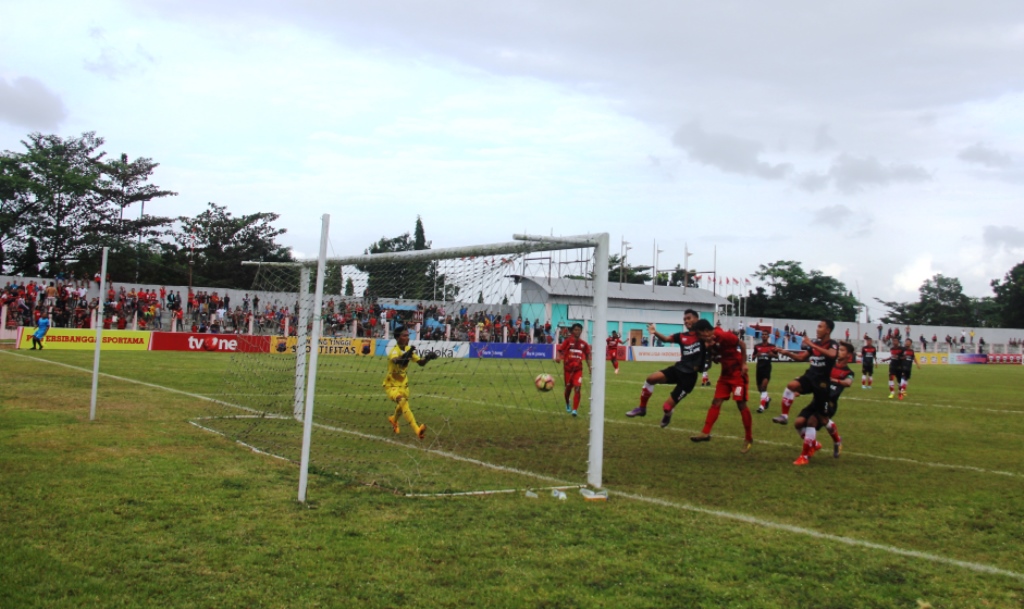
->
[[15, 132, 116, 275], [746, 260, 859, 321], [168, 202, 293, 288], [344, 277, 355, 296], [96, 152, 177, 279], [992, 262, 1024, 328], [875, 274, 978, 326], [0, 152, 39, 273], [358, 218, 453, 300]]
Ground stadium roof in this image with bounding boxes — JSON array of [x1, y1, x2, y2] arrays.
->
[[519, 276, 730, 307]]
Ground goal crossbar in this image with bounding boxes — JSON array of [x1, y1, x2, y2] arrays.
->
[[242, 233, 605, 268]]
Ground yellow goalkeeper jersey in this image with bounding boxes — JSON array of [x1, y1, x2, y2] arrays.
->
[[384, 344, 421, 388]]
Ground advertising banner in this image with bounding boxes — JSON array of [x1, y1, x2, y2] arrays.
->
[[376, 340, 472, 359], [269, 336, 377, 356], [949, 353, 988, 365], [626, 346, 680, 362], [17, 328, 151, 350], [150, 332, 270, 353], [987, 353, 1022, 364], [469, 343, 554, 359], [917, 353, 948, 365]]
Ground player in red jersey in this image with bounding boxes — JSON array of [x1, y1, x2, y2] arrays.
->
[[860, 337, 878, 389], [793, 341, 855, 465], [771, 320, 839, 425], [884, 338, 906, 399], [751, 332, 776, 412], [897, 338, 921, 400], [606, 330, 623, 375], [691, 326, 754, 453], [626, 310, 707, 428], [555, 323, 592, 417]]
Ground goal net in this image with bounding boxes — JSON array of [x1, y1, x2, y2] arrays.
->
[[201, 221, 609, 499]]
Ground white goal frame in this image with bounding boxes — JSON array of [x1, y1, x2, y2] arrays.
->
[[247, 214, 610, 502]]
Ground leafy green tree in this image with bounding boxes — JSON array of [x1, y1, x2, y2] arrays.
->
[[167, 202, 293, 288], [746, 260, 859, 321], [11, 236, 40, 275], [991, 262, 1024, 328], [875, 274, 978, 326], [0, 152, 38, 273], [358, 218, 453, 300], [16, 132, 115, 275], [344, 277, 355, 296]]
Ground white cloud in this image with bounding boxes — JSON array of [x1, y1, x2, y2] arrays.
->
[[893, 256, 937, 295], [0, 76, 67, 130]]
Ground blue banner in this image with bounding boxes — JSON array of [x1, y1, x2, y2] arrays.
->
[[469, 343, 554, 359]]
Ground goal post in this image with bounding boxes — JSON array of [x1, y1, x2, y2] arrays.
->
[[216, 220, 609, 500]]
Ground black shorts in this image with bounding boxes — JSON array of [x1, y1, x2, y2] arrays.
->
[[660, 367, 698, 403], [799, 398, 838, 423], [862, 362, 874, 375], [889, 365, 902, 378], [755, 364, 771, 386], [901, 368, 913, 381]]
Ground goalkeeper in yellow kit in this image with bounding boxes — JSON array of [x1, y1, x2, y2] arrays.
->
[[385, 325, 438, 440]]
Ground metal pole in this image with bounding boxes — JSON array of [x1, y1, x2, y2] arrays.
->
[[298, 214, 330, 503], [588, 233, 610, 489], [89, 247, 108, 421]]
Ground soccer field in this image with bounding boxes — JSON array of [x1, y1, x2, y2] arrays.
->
[[2, 348, 1023, 608]]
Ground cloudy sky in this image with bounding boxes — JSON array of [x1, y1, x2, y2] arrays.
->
[[2, 0, 1022, 317]]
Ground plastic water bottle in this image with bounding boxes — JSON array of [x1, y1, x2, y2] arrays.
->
[[551, 489, 567, 500]]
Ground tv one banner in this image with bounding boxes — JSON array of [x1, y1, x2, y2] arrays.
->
[[150, 332, 270, 353], [17, 328, 151, 350]]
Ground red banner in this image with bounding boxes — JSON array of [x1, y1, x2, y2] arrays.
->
[[988, 353, 1023, 364], [150, 332, 270, 353]]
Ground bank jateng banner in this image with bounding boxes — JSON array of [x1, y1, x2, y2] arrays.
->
[[17, 328, 151, 351], [468, 343, 554, 359]]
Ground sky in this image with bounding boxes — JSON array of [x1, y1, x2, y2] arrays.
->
[[2, 0, 1023, 319]]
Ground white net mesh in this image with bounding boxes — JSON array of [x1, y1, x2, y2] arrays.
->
[[201, 243, 604, 496]]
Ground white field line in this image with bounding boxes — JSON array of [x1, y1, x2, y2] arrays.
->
[[612, 490, 1024, 582], [5, 350, 1024, 582]]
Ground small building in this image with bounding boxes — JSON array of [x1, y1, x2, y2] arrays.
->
[[517, 276, 729, 346]]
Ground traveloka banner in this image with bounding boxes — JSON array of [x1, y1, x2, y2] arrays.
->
[[269, 336, 377, 356], [469, 343, 554, 359], [151, 332, 270, 353], [375, 340, 472, 359], [17, 328, 151, 350]]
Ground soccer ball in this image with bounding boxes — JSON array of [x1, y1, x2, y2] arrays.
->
[[534, 373, 555, 392]]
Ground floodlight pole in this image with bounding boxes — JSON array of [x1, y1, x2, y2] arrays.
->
[[298, 214, 329, 503], [90, 247, 108, 421]]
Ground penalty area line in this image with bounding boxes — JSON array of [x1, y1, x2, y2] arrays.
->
[[6, 350, 1024, 582]]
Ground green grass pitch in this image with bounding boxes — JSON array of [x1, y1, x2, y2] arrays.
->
[[2, 348, 1023, 608]]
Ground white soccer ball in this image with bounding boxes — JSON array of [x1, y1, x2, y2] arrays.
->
[[534, 373, 555, 392]]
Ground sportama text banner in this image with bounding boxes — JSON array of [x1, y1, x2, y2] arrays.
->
[[17, 328, 151, 350]]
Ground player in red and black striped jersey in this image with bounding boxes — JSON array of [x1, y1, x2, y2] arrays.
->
[[556, 323, 592, 416], [793, 341, 855, 465], [860, 337, 878, 389], [771, 320, 839, 425], [885, 339, 906, 399], [606, 331, 623, 375], [626, 310, 707, 429], [751, 333, 776, 412], [897, 338, 921, 400]]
